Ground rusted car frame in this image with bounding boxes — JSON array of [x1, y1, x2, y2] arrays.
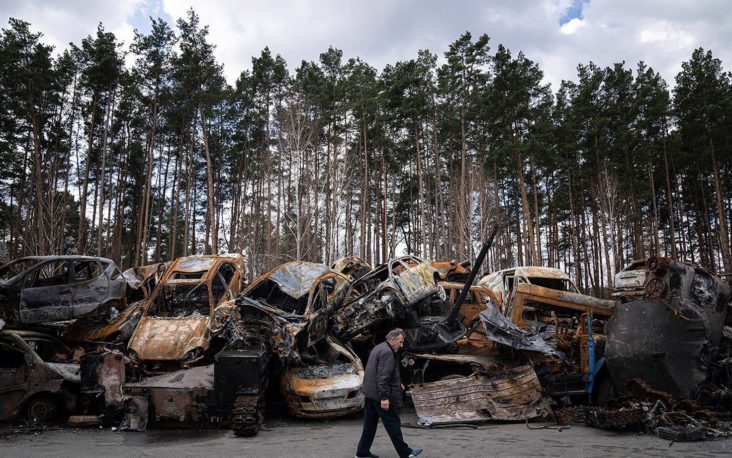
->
[[0, 256, 126, 324], [0, 329, 80, 422], [127, 255, 245, 372]]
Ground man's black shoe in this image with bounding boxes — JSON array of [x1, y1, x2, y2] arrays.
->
[[355, 453, 379, 458], [409, 448, 423, 457]]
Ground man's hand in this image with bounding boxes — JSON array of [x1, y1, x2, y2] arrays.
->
[[380, 399, 389, 411]]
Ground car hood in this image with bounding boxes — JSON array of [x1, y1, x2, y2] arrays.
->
[[128, 316, 211, 362]]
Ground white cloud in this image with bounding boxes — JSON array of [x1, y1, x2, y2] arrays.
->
[[560, 18, 586, 35], [2, 0, 731, 90]]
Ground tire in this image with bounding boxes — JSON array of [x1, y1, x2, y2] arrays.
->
[[27, 396, 59, 423], [232, 395, 263, 437], [594, 375, 617, 407]]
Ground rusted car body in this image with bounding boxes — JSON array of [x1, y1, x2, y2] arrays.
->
[[478, 266, 580, 312], [0, 329, 80, 422], [476, 266, 616, 401], [403, 279, 552, 424], [606, 257, 731, 399], [281, 335, 364, 419], [432, 261, 471, 283], [332, 256, 442, 341], [0, 256, 126, 324], [127, 255, 245, 372], [240, 262, 364, 419]]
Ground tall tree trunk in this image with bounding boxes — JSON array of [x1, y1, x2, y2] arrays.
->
[[199, 106, 217, 254]]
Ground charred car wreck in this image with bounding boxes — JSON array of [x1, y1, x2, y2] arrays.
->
[[0, 256, 127, 324]]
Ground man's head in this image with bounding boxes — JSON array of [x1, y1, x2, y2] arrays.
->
[[385, 328, 405, 351]]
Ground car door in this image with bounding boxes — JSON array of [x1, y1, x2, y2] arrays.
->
[[71, 260, 108, 318], [0, 341, 30, 419], [19, 260, 72, 322]]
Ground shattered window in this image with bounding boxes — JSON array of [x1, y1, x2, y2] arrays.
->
[[169, 271, 206, 281], [27, 339, 71, 362], [151, 283, 211, 317], [0, 344, 25, 368], [73, 261, 102, 282], [0, 259, 40, 281], [24, 260, 69, 288], [529, 277, 571, 291]]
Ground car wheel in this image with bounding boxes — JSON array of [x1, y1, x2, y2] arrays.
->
[[27, 396, 59, 423]]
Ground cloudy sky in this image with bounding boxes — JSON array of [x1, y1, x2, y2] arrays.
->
[[1, 0, 730, 90]]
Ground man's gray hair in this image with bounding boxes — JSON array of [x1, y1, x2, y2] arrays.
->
[[386, 328, 405, 340]]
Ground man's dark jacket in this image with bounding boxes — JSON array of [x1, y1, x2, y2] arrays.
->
[[363, 341, 402, 406]]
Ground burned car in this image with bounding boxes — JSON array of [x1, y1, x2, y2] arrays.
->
[[0, 329, 80, 422], [239, 262, 364, 421], [476, 265, 617, 403], [0, 256, 126, 324], [127, 255, 245, 372], [332, 256, 443, 342]]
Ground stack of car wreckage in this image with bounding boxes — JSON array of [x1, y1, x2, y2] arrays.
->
[[0, 237, 730, 442]]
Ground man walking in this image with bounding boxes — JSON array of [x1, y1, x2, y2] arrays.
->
[[356, 328, 423, 458]]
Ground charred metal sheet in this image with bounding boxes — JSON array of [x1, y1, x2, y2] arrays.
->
[[410, 364, 551, 424], [80, 350, 126, 409], [509, 284, 615, 322], [123, 364, 214, 426], [478, 305, 563, 358], [432, 261, 471, 283]]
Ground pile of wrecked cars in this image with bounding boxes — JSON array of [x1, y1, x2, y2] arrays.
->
[[1, 247, 730, 443]]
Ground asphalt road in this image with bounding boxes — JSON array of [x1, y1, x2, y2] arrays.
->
[[1, 408, 731, 458]]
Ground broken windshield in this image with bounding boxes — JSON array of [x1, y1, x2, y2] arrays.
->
[[0, 258, 40, 281]]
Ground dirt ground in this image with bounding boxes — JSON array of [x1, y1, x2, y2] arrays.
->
[[1, 407, 731, 458]]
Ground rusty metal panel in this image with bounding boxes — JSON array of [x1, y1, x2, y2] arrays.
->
[[128, 316, 210, 364], [411, 364, 551, 424], [395, 261, 438, 305], [123, 364, 213, 426]]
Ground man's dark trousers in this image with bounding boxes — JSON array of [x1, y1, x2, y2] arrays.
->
[[356, 398, 412, 458]]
